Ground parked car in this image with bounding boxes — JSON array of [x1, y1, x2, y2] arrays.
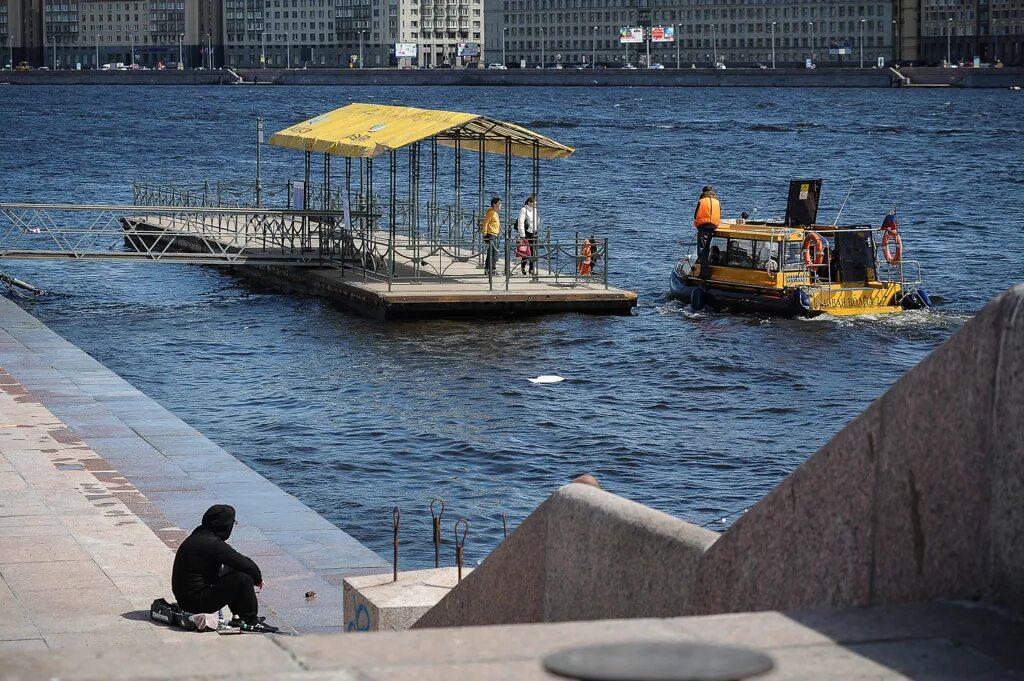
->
[[648, 62, 665, 69], [487, 63, 507, 70], [623, 63, 637, 70]]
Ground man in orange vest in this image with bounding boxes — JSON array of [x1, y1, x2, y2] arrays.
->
[[693, 185, 721, 281]]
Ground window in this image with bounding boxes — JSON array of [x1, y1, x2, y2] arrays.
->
[[725, 239, 756, 268], [783, 242, 804, 271]]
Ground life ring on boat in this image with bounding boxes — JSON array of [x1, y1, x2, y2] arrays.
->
[[882, 230, 902, 265], [802, 232, 825, 267]]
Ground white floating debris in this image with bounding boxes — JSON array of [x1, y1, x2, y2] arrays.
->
[[528, 375, 565, 384]]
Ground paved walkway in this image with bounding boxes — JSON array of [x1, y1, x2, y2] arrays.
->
[[0, 295, 388, 642]]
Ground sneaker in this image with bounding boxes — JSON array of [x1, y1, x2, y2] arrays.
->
[[240, 620, 279, 634], [227, 615, 265, 628]]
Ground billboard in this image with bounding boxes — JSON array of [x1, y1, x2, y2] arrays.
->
[[395, 42, 417, 58], [828, 38, 852, 55], [651, 26, 675, 43], [619, 27, 643, 44], [457, 42, 480, 57]]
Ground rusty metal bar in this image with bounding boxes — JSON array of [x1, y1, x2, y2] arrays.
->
[[454, 518, 469, 582], [430, 497, 445, 569], [392, 505, 401, 582]]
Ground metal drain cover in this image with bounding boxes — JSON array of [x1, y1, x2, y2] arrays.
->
[[543, 641, 774, 681]]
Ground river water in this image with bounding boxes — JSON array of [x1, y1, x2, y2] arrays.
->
[[2, 85, 1023, 567]]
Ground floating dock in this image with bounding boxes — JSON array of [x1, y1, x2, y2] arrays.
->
[[127, 214, 638, 320]]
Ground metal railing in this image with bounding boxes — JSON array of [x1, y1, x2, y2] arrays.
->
[[0, 202, 613, 293], [0, 203, 341, 265]]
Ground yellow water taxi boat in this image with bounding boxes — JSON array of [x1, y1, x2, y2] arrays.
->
[[669, 179, 931, 317]]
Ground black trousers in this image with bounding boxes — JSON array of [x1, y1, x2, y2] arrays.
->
[[178, 571, 258, 623], [696, 224, 716, 280], [521, 233, 537, 274]]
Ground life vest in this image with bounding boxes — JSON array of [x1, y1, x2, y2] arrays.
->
[[693, 196, 721, 228], [578, 239, 593, 276]]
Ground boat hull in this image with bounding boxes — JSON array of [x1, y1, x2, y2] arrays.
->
[[669, 270, 814, 317]]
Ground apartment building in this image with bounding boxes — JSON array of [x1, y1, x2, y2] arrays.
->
[[499, 0, 901, 67], [918, 0, 1023, 65], [221, 0, 483, 68]]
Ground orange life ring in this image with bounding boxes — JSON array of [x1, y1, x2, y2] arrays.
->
[[802, 232, 825, 267], [882, 230, 902, 264]]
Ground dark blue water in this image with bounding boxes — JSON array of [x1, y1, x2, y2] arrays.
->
[[2, 86, 1023, 567]]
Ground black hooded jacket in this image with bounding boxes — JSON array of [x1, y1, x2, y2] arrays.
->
[[171, 504, 262, 600]]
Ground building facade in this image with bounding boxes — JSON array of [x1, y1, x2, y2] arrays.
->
[[494, 0, 1023, 67], [220, 0, 484, 69], [918, 0, 1023, 66], [499, 0, 903, 68]]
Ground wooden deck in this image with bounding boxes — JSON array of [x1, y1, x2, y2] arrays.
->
[[127, 215, 638, 319]]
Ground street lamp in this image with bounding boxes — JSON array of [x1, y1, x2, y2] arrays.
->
[[859, 19, 865, 68], [808, 21, 814, 65], [206, 33, 211, 69], [771, 21, 776, 69], [540, 27, 545, 68], [261, 32, 266, 68], [946, 17, 952, 66], [286, 33, 290, 69], [95, 34, 99, 69], [130, 34, 135, 66], [993, 19, 999, 63], [358, 30, 365, 68], [892, 19, 899, 63], [674, 24, 679, 69], [711, 24, 717, 66], [502, 26, 507, 66], [592, 26, 598, 68], [178, 33, 184, 68]]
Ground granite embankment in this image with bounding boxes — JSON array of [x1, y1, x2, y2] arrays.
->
[[3, 66, 1021, 86], [418, 283, 1024, 628], [0, 295, 388, 640]]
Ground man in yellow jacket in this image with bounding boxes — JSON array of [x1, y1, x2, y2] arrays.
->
[[481, 197, 501, 275], [693, 185, 721, 282]]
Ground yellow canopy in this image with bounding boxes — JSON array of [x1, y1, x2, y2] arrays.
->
[[268, 103, 575, 160]]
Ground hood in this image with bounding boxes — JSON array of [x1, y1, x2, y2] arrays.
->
[[199, 504, 236, 540]]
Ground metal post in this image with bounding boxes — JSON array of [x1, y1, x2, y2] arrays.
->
[[860, 19, 865, 68], [807, 22, 813, 65], [430, 498, 444, 569], [207, 33, 212, 69], [675, 25, 680, 68], [261, 32, 265, 68], [286, 33, 291, 69], [541, 27, 545, 67], [947, 18, 952, 66], [892, 19, 898, 63], [392, 506, 400, 583], [771, 22, 776, 68], [711, 24, 717, 65], [95, 35, 99, 69], [179, 33, 183, 67], [502, 27, 507, 65], [359, 31, 363, 68], [593, 26, 598, 68], [389, 150, 397, 289], [130, 34, 134, 66], [504, 136, 512, 290], [454, 519, 468, 582], [255, 117, 263, 207], [645, 30, 650, 68]]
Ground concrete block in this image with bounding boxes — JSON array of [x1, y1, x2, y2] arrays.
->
[[414, 493, 550, 628], [693, 407, 879, 614], [986, 285, 1024, 611], [343, 567, 471, 632], [867, 301, 999, 605], [543, 484, 718, 621]]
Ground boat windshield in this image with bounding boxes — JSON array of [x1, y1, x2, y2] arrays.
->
[[782, 242, 805, 271]]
